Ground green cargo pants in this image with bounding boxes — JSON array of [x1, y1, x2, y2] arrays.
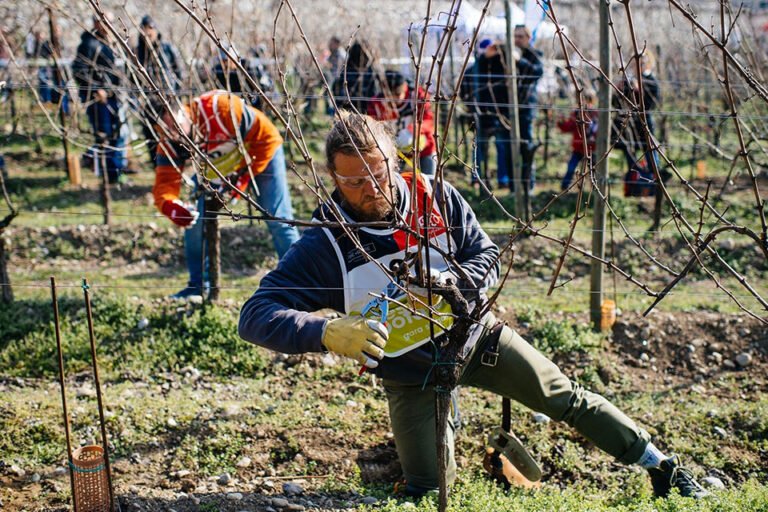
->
[[383, 319, 650, 489]]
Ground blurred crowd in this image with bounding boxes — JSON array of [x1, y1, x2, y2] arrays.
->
[[0, 12, 665, 297], [1, 13, 662, 193]]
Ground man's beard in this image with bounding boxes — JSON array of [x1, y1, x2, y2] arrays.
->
[[339, 191, 399, 222], [339, 193, 395, 222]]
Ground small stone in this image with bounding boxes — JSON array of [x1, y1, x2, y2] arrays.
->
[[167, 417, 178, 428], [718, 238, 735, 250], [46, 480, 63, 492], [708, 352, 723, 364], [639, 353, 650, 363], [76, 386, 96, 398], [705, 409, 718, 418], [362, 496, 378, 504], [321, 352, 337, 366], [702, 476, 725, 489], [713, 426, 729, 438], [271, 497, 289, 507], [345, 399, 358, 408], [53, 467, 67, 476], [30, 473, 41, 483], [218, 473, 232, 485], [223, 405, 240, 417], [227, 492, 243, 500], [188, 295, 203, 305], [738, 328, 751, 337], [286, 504, 305, 511], [533, 413, 550, 424], [265, 508, 277, 512], [236, 456, 251, 468], [735, 352, 752, 367], [180, 366, 201, 381], [283, 482, 303, 495], [175, 470, 191, 478], [722, 359, 736, 369], [137, 318, 149, 330], [9, 465, 25, 477]]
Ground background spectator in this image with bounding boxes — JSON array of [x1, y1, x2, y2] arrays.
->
[[136, 15, 183, 164], [72, 13, 128, 184], [558, 88, 598, 190]]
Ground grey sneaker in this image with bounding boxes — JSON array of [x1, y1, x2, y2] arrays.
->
[[648, 455, 710, 499]]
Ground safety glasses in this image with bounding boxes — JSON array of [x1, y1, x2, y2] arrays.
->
[[333, 166, 391, 189]]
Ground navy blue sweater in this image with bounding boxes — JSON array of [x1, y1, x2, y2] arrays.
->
[[238, 175, 500, 384]]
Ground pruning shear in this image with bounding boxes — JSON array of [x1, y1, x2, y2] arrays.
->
[[360, 280, 400, 326], [357, 261, 409, 375]]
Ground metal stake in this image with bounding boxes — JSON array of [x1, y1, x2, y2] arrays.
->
[[82, 278, 116, 511], [50, 277, 78, 509]]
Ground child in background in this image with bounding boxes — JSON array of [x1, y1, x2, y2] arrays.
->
[[557, 89, 598, 190]]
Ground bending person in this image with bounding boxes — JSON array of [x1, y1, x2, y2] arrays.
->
[[153, 90, 299, 298]]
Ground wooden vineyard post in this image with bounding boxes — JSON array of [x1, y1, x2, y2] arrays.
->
[[205, 194, 220, 301]]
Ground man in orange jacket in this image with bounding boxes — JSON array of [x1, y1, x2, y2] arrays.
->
[[153, 90, 300, 298]]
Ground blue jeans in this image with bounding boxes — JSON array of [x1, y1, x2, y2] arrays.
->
[[476, 113, 536, 190], [511, 111, 536, 192], [476, 116, 511, 188], [184, 145, 300, 288], [561, 151, 584, 190], [86, 96, 127, 183], [38, 67, 70, 114]]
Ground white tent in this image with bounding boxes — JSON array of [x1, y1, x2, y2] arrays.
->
[[394, 1, 561, 85]]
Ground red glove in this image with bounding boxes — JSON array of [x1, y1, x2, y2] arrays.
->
[[161, 199, 199, 227]]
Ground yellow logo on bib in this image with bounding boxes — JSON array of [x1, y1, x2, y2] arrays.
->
[[203, 141, 250, 179], [355, 300, 454, 357]]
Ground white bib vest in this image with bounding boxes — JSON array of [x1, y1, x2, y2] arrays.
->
[[321, 174, 454, 357]]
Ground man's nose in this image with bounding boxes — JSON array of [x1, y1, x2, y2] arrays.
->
[[362, 177, 378, 196]]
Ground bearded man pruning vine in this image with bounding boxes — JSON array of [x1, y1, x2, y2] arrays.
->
[[238, 112, 708, 500]]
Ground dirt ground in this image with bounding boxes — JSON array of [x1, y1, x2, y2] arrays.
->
[[1, 308, 766, 512]]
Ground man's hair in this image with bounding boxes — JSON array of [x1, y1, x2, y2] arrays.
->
[[581, 88, 597, 104], [514, 24, 531, 38], [325, 111, 396, 172], [385, 70, 406, 91], [640, 50, 656, 72]]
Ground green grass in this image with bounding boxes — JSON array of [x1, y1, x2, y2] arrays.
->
[[0, 296, 270, 378], [376, 476, 768, 511]]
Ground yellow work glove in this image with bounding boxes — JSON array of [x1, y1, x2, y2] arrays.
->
[[321, 316, 388, 368]]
